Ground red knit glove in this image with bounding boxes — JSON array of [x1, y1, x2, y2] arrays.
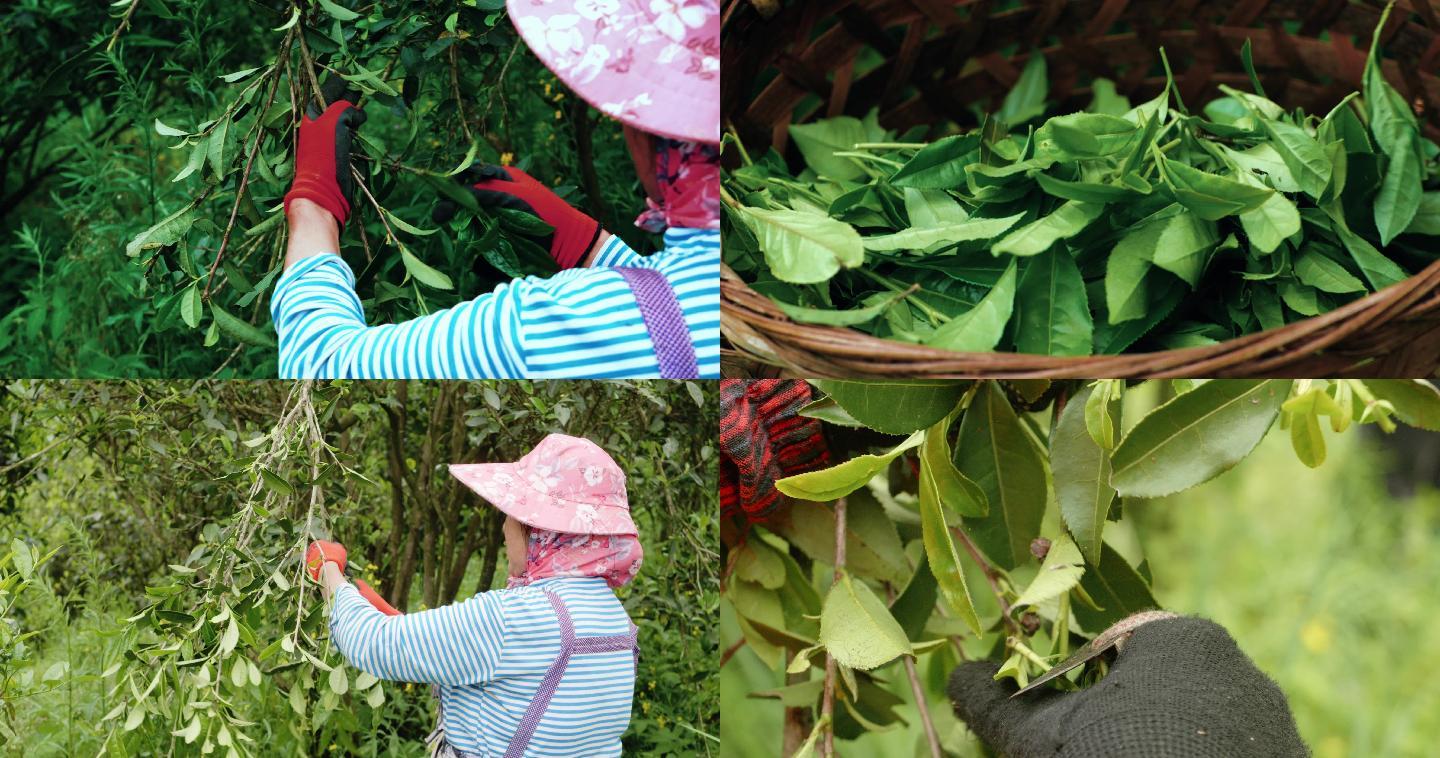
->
[[305, 540, 347, 581], [354, 578, 402, 616], [459, 165, 601, 270], [719, 380, 831, 524], [284, 85, 365, 226]]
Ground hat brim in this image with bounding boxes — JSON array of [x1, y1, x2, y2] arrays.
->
[[507, 0, 719, 144], [449, 463, 638, 535]]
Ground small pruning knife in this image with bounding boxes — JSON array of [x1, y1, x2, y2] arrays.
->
[[1011, 610, 1178, 698]]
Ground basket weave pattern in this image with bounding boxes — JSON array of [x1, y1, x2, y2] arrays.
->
[[721, 0, 1440, 378]]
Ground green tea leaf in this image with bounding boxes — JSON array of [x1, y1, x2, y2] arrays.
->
[[1053, 385, 1116, 565], [890, 135, 979, 189], [819, 573, 912, 670], [992, 201, 1105, 257], [1013, 249, 1093, 356], [315, 0, 360, 22], [921, 417, 988, 518], [399, 245, 455, 290], [385, 209, 440, 237], [998, 53, 1048, 125], [862, 213, 1024, 251], [789, 117, 869, 180], [125, 199, 201, 257], [953, 382, 1047, 569], [887, 555, 938, 640], [219, 66, 261, 83], [776, 431, 924, 502], [155, 119, 188, 137], [815, 380, 968, 436], [1406, 193, 1440, 235], [1072, 543, 1158, 631], [925, 261, 1017, 352], [1013, 534, 1084, 608], [210, 304, 276, 347], [1363, 380, 1440, 431], [743, 207, 864, 284], [1294, 248, 1365, 293], [179, 284, 203, 329], [1263, 120, 1332, 199], [918, 474, 982, 635], [1111, 380, 1291, 497], [776, 291, 906, 327]]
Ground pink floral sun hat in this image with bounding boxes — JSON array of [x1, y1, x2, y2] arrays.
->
[[449, 433, 637, 535], [507, 0, 719, 144]]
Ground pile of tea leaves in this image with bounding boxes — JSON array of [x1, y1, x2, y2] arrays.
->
[[721, 12, 1440, 356]]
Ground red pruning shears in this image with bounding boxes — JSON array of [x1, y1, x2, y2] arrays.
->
[[305, 527, 403, 617]]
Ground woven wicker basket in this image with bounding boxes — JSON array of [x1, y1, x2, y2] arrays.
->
[[721, 0, 1440, 378]]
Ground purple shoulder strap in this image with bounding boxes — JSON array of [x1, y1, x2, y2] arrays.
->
[[615, 267, 699, 379], [503, 589, 639, 758]]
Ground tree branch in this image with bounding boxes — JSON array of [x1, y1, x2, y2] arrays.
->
[[202, 37, 289, 300], [105, 0, 142, 53]]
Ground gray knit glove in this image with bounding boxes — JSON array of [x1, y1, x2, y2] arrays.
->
[[947, 616, 1307, 757]]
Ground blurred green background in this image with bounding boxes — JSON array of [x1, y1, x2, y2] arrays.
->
[[722, 399, 1440, 757]]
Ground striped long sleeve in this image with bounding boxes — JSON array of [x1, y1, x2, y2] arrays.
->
[[327, 576, 635, 757], [270, 228, 719, 379], [329, 583, 507, 687]]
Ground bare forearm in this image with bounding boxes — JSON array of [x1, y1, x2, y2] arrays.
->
[[320, 561, 347, 601], [286, 198, 341, 270]]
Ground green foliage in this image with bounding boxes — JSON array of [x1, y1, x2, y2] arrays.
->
[[721, 378, 1440, 755], [1, 380, 717, 755], [722, 9, 1440, 357], [0, 1, 652, 377]]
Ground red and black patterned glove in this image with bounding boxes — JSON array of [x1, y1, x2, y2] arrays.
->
[[719, 380, 830, 524], [284, 78, 365, 226]]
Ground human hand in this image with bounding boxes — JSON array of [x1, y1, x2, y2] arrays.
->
[[304, 540, 347, 581], [284, 77, 366, 226], [947, 614, 1306, 757], [436, 164, 601, 270]]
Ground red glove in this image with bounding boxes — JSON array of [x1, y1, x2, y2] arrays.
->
[[719, 380, 831, 524], [284, 80, 366, 226], [354, 578, 402, 616], [461, 165, 601, 270], [305, 540, 347, 581]]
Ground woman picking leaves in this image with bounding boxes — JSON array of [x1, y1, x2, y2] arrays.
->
[[274, 0, 718, 378], [306, 434, 643, 757]]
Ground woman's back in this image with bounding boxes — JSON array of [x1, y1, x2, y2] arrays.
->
[[330, 575, 636, 757]]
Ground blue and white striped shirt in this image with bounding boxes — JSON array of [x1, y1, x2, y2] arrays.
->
[[329, 576, 636, 757], [270, 228, 719, 378]]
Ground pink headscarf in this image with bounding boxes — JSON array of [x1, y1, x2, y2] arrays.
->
[[507, 527, 643, 590]]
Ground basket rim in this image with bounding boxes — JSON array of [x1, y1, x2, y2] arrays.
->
[[720, 257, 1440, 378]]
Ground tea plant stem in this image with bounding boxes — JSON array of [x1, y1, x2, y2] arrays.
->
[[890, 585, 942, 758], [203, 35, 289, 301], [449, 46, 474, 143], [105, 0, 142, 53], [1007, 636, 1051, 670], [856, 269, 947, 326], [831, 151, 904, 169], [951, 525, 1019, 635], [724, 128, 754, 166], [852, 142, 927, 150], [820, 496, 847, 758]]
